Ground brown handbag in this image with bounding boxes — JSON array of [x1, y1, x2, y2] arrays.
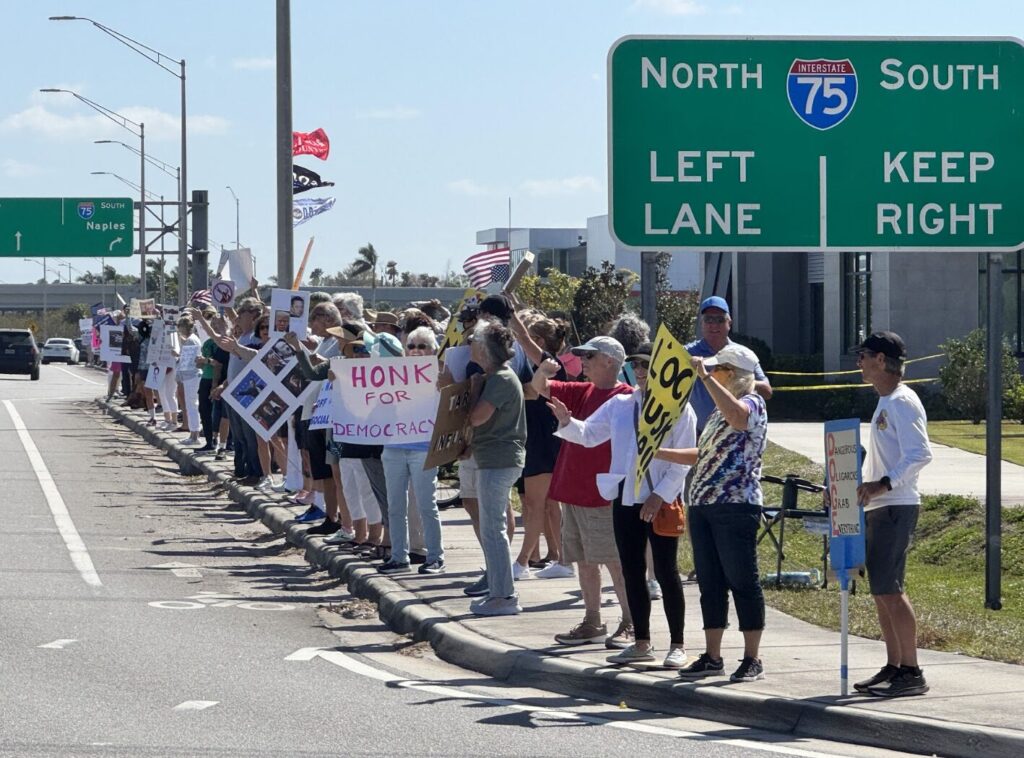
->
[[652, 497, 686, 537]]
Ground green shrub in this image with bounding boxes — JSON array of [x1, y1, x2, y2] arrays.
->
[[938, 329, 1022, 423]]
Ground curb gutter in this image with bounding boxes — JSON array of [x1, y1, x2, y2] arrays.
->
[[99, 399, 1024, 758]]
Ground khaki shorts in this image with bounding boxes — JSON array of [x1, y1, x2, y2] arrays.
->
[[459, 455, 479, 500], [561, 503, 618, 564]]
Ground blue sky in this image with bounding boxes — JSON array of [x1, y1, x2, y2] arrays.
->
[[1, 0, 1021, 285]]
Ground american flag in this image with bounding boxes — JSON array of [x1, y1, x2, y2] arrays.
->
[[463, 247, 510, 288], [189, 289, 214, 306]]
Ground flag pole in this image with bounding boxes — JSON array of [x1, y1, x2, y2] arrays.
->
[[292, 236, 314, 290]]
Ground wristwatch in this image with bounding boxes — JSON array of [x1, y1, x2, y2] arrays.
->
[[879, 476, 892, 491]]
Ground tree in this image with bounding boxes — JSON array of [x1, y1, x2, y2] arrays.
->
[[385, 260, 398, 286], [348, 242, 379, 303], [571, 261, 639, 342], [309, 267, 324, 286], [939, 328, 1022, 423], [518, 269, 580, 315], [654, 252, 700, 343]]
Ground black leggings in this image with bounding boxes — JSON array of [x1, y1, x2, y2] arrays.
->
[[612, 500, 685, 644], [198, 378, 214, 446]]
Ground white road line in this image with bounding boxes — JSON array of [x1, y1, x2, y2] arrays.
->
[[2, 400, 102, 588], [288, 648, 840, 757], [172, 701, 218, 711], [53, 366, 103, 385], [38, 639, 78, 649]]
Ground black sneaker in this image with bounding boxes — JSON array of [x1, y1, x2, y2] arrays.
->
[[463, 575, 489, 597], [409, 552, 427, 565], [677, 653, 725, 680], [418, 559, 446, 575], [377, 560, 411, 575], [867, 667, 929, 697], [730, 657, 765, 682], [214, 449, 226, 461], [854, 664, 900, 693], [305, 520, 340, 536]]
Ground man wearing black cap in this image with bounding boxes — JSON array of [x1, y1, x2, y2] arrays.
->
[[853, 331, 933, 698], [685, 296, 772, 435]]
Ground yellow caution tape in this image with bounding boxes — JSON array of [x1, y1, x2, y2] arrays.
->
[[772, 377, 939, 392], [766, 353, 944, 377]]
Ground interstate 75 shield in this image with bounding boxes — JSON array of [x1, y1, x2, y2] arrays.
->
[[786, 58, 858, 130]]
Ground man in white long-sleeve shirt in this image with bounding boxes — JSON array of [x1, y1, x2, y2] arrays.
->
[[853, 331, 933, 698]]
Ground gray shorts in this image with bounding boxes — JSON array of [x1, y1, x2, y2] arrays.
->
[[865, 504, 919, 596]]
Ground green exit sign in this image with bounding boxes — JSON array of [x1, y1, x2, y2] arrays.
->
[[608, 36, 1024, 252], [0, 197, 134, 257]]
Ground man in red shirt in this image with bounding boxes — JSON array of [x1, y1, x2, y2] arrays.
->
[[533, 336, 635, 647]]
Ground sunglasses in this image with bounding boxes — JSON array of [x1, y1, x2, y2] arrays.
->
[[578, 350, 597, 360], [407, 343, 431, 351], [629, 359, 650, 369], [709, 364, 732, 373], [702, 314, 728, 324]]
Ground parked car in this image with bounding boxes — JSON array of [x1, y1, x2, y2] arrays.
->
[[0, 329, 41, 380], [42, 337, 80, 365]]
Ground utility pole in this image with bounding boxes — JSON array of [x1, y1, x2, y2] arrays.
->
[[276, 0, 294, 288]]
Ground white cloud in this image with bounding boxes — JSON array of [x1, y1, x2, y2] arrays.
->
[[520, 176, 602, 196], [0, 103, 228, 142], [447, 179, 491, 196], [2, 159, 44, 178], [632, 0, 706, 15], [355, 106, 421, 120], [232, 56, 275, 71]]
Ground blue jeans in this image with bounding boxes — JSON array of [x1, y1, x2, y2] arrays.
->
[[688, 503, 765, 631], [477, 465, 522, 600], [382, 448, 443, 565]]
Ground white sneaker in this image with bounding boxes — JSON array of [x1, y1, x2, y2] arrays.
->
[[181, 437, 200, 447], [663, 647, 687, 669], [647, 578, 662, 600], [256, 476, 274, 491], [324, 526, 357, 544], [512, 562, 533, 581], [271, 478, 290, 492], [535, 561, 575, 579]]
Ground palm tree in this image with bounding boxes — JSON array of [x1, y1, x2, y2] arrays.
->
[[309, 267, 324, 286], [386, 260, 398, 286], [349, 242, 379, 304]]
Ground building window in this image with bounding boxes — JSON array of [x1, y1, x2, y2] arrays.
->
[[978, 252, 1022, 355], [536, 247, 569, 277], [843, 252, 871, 351]]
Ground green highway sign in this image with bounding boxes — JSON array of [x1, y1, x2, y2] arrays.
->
[[0, 197, 133, 257], [608, 36, 1024, 252]]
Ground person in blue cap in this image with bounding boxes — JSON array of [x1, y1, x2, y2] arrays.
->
[[685, 296, 772, 435]]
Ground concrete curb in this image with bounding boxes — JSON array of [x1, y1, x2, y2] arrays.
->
[[99, 399, 1024, 758]]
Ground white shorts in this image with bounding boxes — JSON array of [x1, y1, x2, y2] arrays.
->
[[458, 455, 479, 500], [340, 458, 382, 523]]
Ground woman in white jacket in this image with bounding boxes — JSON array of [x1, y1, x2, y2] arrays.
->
[[547, 341, 696, 669], [175, 315, 203, 446]]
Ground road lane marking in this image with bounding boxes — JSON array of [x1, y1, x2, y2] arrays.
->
[[287, 648, 840, 757], [149, 561, 202, 579], [2, 400, 102, 588], [53, 366, 103, 385], [38, 639, 78, 649], [173, 701, 218, 711]]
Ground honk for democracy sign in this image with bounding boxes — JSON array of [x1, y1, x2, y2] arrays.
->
[[330, 356, 439, 444]]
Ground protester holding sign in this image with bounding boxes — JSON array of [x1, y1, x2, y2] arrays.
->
[[376, 327, 446, 576], [853, 332, 933, 698], [549, 341, 696, 668], [175, 315, 204, 447], [656, 343, 768, 683], [466, 321, 527, 616]]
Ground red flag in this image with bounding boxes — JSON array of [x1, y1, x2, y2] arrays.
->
[[292, 128, 330, 160]]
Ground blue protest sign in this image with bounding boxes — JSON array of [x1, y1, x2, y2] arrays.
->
[[824, 418, 866, 579]]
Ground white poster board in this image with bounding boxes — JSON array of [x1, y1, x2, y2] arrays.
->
[[269, 288, 309, 339], [178, 343, 200, 379], [221, 337, 317, 441], [308, 379, 334, 430], [330, 355, 439, 445], [100, 325, 130, 364]]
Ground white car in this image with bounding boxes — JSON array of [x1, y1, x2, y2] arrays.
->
[[41, 338, 79, 365]]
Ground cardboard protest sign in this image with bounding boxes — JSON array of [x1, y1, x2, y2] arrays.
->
[[501, 250, 535, 304], [130, 298, 157, 319], [440, 288, 488, 351], [424, 380, 472, 469], [307, 379, 334, 430], [210, 279, 236, 308], [330, 355, 439, 445], [78, 318, 93, 344], [99, 325, 130, 364], [634, 323, 695, 497], [222, 336, 317, 440], [270, 287, 309, 338]]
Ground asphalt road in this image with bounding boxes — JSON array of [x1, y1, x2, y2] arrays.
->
[[0, 364, 916, 758]]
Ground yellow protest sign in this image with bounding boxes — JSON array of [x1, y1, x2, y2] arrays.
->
[[440, 288, 488, 352], [635, 323, 696, 498]]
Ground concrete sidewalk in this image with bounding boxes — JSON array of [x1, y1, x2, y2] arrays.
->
[[769, 421, 1024, 507], [100, 400, 1024, 758]]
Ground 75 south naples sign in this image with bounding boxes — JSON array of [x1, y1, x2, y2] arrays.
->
[[608, 37, 1024, 251], [0, 197, 133, 257]]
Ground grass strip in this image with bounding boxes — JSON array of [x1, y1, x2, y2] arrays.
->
[[927, 419, 1024, 466]]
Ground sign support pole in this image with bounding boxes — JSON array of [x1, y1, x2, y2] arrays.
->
[[986, 253, 1003, 610], [839, 572, 850, 696]]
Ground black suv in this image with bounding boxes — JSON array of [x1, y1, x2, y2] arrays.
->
[[0, 329, 41, 380]]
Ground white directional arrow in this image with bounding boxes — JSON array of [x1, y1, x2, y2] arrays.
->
[[14, 231, 21, 251], [286, 647, 399, 682], [38, 639, 78, 649], [108, 236, 123, 252], [149, 561, 202, 579]]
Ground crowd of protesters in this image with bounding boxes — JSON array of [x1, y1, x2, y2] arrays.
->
[[95, 285, 932, 697]]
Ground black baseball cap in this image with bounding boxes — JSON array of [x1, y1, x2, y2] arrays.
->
[[457, 304, 480, 322], [856, 331, 906, 360], [479, 294, 514, 323]]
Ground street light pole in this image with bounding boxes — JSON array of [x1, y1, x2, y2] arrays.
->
[[49, 16, 188, 305], [276, 0, 294, 288], [24, 258, 47, 338], [226, 185, 240, 249]]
